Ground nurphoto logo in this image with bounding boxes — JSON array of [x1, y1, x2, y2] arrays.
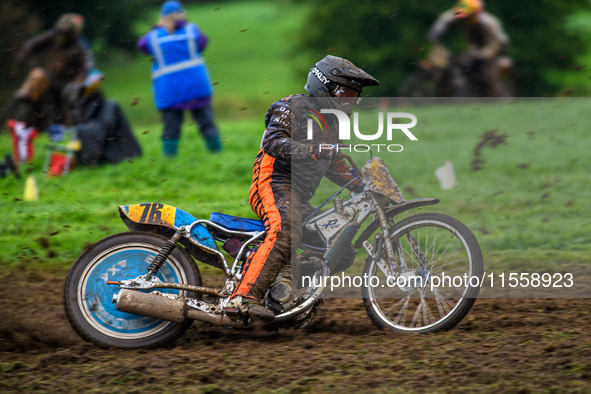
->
[[306, 109, 418, 153]]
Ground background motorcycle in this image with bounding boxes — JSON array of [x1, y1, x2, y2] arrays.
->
[[398, 45, 516, 98]]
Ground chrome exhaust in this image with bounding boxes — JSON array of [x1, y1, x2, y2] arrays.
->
[[114, 286, 324, 327], [113, 289, 246, 327]]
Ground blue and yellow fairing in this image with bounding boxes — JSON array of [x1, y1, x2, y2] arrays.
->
[[118, 203, 218, 252]]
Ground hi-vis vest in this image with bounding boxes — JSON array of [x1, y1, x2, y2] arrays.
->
[[148, 23, 212, 110]]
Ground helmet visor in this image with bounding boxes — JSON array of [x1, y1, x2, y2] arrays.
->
[[333, 85, 360, 98]]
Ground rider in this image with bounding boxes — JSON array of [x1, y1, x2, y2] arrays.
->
[[428, 0, 510, 97], [228, 55, 379, 320]]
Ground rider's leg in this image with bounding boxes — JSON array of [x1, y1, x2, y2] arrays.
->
[[267, 195, 310, 307], [232, 183, 298, 301]]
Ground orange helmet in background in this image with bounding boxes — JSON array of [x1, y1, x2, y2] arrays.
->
[[55, 13, 85, 38], [453, 0, 484, 18]]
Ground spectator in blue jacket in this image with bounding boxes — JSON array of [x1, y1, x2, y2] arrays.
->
[[138, 0, 221, 156]]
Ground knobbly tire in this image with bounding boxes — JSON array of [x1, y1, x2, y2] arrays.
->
[[64, 232, 201, 348], [362, 213, 483, 333]]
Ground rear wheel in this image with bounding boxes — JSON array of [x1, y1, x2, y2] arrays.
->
[[362, 213, 483, 333], [64, 232, 201, 348]]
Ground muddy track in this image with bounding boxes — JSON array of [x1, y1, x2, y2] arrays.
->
[[0, 272, 589, 393]]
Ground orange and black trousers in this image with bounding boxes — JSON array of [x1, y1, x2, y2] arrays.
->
[[231, 152, 305, 301]]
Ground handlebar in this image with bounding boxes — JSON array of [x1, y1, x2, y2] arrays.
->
[[340, 153, 359, 172]]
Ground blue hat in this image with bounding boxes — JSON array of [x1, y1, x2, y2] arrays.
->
[[161, 0, 183, 16], [83, 69, 104, 88]]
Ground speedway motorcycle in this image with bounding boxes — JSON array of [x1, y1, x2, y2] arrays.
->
[[64, 155, 483, 348]]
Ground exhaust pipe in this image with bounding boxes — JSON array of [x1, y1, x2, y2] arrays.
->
[[114, 289, 246, 327]]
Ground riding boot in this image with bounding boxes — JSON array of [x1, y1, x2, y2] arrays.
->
[[243, 298, 275, 321], [225, 296, 275, 322], [269, 263, 295, 310]]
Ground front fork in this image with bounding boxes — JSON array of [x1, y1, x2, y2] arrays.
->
[[368, 193, 428, 274], [368, 192, 408, 272]]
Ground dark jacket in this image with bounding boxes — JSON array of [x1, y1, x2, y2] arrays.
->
[[258, 94, 356, 201], [18, 28, 87, 91]]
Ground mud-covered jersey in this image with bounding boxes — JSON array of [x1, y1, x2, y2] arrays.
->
[[253, 94, 356, 202], [428, 10, 509, 60]]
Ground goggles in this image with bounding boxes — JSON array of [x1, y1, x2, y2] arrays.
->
[[332, 85, 360, 98], [453, 7, 472, 18]]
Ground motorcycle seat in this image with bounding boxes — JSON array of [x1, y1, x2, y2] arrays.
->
[[209, 212, 266, 233]]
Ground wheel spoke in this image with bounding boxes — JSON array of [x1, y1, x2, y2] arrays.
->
[[393, 296, 411, 326], [433, 287, 455, 318], [430, 238, 460, 272], [382, 294, 411, 321], [410, 298, 423, 327], [422, 298, 436, 325]]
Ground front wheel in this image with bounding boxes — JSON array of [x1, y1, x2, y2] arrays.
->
[[64, 232, 201, 348], [362, 213, 483, 333]]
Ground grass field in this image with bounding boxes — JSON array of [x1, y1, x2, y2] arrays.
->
[[1, 1, 590, 291]]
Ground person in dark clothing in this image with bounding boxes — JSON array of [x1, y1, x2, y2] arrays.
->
[[428, 0, 510, 97], [137, 0, 221, 157], [13, 13, 88, 129], [74, 71, 142, 166], [228, 55, 379, 320]]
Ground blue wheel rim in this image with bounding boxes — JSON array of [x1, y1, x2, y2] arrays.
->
[[78, 242, 187, 339]]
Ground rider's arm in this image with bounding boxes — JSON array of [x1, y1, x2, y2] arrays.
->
[[17, 29, 58, 64], [472, 13, 509, 60], [261, 100, 315, 160], [428, 10, 455, 44]]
